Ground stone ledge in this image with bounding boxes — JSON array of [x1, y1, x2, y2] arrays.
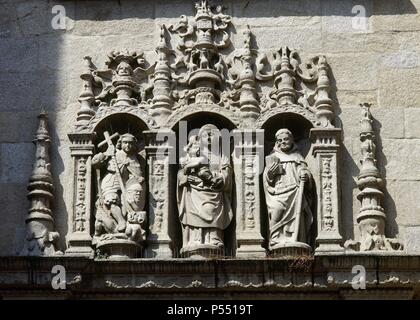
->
[[0, 256, 419, 298]]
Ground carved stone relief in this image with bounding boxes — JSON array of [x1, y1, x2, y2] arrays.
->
[[92, 132, 147, 259], [177, 124, 233, 258], [21, 112, 62, 256], [263, 129, 313, 256], [63, 0, 352, 259], [344, 104, 404, 252]]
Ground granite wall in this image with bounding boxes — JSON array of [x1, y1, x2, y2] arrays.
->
[[0, 0, 419, 255]]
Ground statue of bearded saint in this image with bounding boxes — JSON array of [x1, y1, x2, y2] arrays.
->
[[177, 124, 233, 256], [263, 129, 313, 252], [92, 132, 146, 244]]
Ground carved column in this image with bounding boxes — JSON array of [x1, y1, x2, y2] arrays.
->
[[238, 26, 259, 124], [233, 129, 266, 258], [310, 128, 344, 253], [65, 133, 95, 257], [151, 25, 173, 125], [21, 112, 62, 256], [144, 129, 175, 258]]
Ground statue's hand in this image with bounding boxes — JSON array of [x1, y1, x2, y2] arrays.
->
[[92, 153, 106, 166], [299, 169, 310, 182], [109, 158, 118, 171], [187, 175, 201, 185], [212, 176, 224, 189]]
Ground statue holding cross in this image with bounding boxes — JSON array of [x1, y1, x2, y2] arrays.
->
[[92, 131, 146, 245]]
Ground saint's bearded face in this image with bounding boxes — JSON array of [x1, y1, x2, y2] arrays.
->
[[276, 133, 293, 152]]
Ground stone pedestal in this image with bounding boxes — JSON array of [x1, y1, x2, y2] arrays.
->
[[181, 245, 224, 259], [233, 129, 266, 258], [144, 130, 175, 258], [96, 238, 141, 260], [310, 128, 344, 254], [270, 242, 312, 257], [65, 133, 95, 258]]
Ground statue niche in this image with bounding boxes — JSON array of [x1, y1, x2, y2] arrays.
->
[[92, 131, 147, 259], [263, 129, 314, 256], [177, 124, 233, 258]]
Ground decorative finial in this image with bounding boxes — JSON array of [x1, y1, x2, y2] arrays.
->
[[344, 104, 404, 252], [20, 112, 62, 256]]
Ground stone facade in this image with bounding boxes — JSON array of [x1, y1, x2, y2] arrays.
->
[[1, 0, 420, 299]]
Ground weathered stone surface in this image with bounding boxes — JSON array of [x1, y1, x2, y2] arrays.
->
[[15, 1, 51, 36], [378, 68, 420, 108], [0, 38, 39, 72], [232, 0, 321, 28], [321, 0, 373, 34], [73, 0, 154, 36], [327, 53, 378, 91], [335, 90, 377, 110], [38, 35, 66, 72], [0, 72, 40, 112], [0, 1, 20, 38], [242, 26, 322, 51], [404, 226, 420, 253], [379, 139, 420, 181], [0, 143, 33, 184], [339, 137, 359, 239], [384, 180, 420, 227], [0, 111, 39, 142], [372, 0, 420, 32], [404, 108, 420, 138], [339, 107, 404, 139], [372, 108, 405, 139], [0, 184, 27, 255]]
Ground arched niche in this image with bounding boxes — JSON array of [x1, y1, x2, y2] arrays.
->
[[260, 112, 314, 158], [91, 112, 151, 258], [92, 113, 150, 148], [166, 104, 240, 130], [170, 111, 238, 258], [259, 112, 318, 253]]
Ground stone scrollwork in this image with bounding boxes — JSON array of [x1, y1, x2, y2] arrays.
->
[[93, 49, 154, 108], [256, 48, 334, 128], [169, 0, 231, 105]]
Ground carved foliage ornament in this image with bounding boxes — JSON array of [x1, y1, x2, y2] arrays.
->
[[72, 0, 336, 131]]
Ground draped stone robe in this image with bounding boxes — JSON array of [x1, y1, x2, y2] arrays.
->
[[177, 152, 233, 245], [263, 146, 313, 246]]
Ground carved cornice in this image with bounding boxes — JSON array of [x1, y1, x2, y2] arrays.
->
[[1, 256, 420, 297]]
